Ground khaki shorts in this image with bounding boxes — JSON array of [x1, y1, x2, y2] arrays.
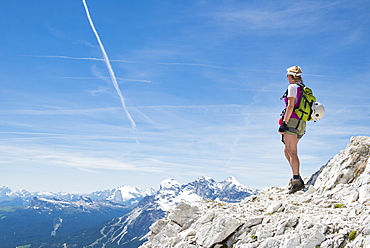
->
[[286, 118, 306, 139]]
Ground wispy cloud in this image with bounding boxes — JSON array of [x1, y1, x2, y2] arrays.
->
[[0, 107, 119, 116], [20, 54, 230, 72], [61, 76, 155, 84], [20, 54, 137, 63], [207, 1, 341, 34], [0, 144, 151, 172], [157, 62, 227, 69]]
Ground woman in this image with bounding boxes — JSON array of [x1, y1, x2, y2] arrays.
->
[[278, 66, 306, 194]]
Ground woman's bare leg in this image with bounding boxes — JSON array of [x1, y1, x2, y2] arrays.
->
[[283, 134, 300, 176]]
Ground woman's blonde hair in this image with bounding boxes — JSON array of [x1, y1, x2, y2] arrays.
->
[[286, 66, 302, 81], [290, 74, 302, 81]]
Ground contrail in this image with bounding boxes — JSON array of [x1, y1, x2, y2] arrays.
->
[[82, 0, 136, 130]]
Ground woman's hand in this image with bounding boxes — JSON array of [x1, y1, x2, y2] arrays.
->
[[279, 121, 287, 134]]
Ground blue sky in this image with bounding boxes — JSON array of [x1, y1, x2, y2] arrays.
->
[[1, 0, 369, 193]]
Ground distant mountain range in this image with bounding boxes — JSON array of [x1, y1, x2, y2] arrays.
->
[[0, 184, 156, 248], [0, 184, 156, 206], [0, 176, 258, 248]]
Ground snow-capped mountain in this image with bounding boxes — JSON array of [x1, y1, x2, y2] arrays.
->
[[81, 176, 259, 247], [141, 136, 370, 248], [88, 185, 156, 205], [0, 187, 83, 206], [29, 196, 130, 212], [0, 184, 155, 206]]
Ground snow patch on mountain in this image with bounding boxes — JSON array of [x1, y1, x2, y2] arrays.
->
[[51, 218, 63, 236]]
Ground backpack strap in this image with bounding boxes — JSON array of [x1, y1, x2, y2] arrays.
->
[[294, 119, 301, 129], [280, 82, 304, 101], [280, 89, 288, 100], [295, 84, 302, 109], [280, 83, 304, 129], [294, 82, 307, 124]]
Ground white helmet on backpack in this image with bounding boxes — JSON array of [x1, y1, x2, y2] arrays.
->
[[311, 102, 325, 121]]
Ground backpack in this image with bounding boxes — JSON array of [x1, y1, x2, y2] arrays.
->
[[281, 82, 322, 122]]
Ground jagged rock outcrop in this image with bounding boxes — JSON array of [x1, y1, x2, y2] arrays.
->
[[141, 136, 370, 248]]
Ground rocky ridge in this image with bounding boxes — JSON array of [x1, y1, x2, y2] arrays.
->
[[141, 136, 370, 248]]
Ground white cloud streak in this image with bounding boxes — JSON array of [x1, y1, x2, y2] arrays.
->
[[209, 1, 341, 33], [22, 54, 136, 63]]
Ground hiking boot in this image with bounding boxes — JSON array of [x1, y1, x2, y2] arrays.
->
[[288, 178, 305, 194]]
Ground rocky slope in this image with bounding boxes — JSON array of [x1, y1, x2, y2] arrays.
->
[[141, 136, 370, 248]]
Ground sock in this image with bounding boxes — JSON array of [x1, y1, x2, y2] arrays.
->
[[293, 175, 300, 180]]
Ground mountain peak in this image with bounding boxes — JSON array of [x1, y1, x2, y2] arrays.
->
[[197, 176, 213, 181], [0, 186, 12, 197], [159, 178, 181, 191], [223, 176, 241, 185]]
